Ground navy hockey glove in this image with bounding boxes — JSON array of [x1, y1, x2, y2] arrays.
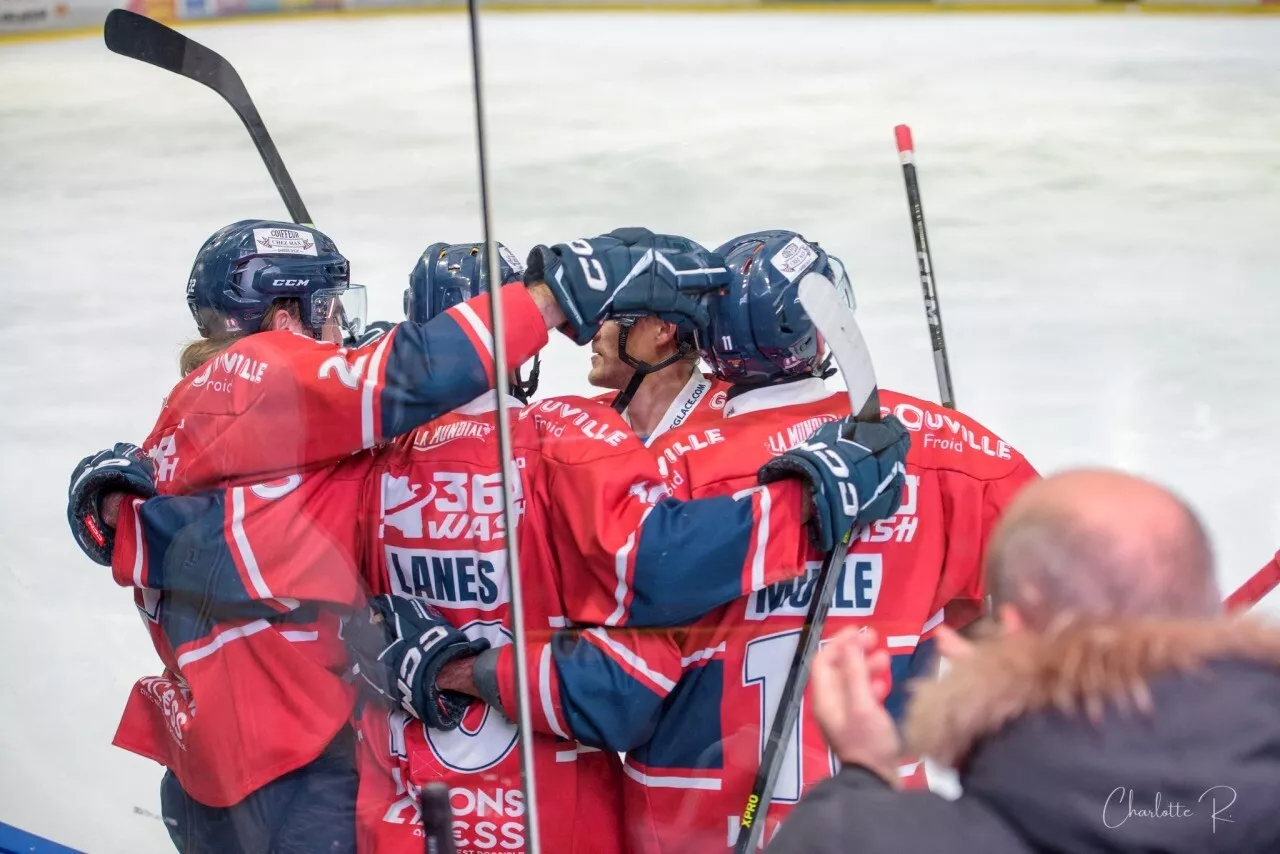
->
[[758, 416, 910, 553], [525, 227, 728, 345], [67, 443, 157, 566], [343, 595, 490, 730], [351, 320, 394, 349]]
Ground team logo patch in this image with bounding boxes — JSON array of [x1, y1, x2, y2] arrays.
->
[[769, 236, 819, 283], [253, 227, 317, 256]]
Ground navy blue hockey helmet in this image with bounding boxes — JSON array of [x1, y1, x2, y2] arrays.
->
[[404, 241, 524, 324], [186, 220, 365, 341], [405, 240, 539, 401], [700, 230, 853, 385]]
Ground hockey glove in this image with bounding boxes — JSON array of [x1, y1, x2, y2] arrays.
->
[[67, 443, 157, 566], [343, 595, 490, 730], [525, 227, 728, 345], [758, 416, 910, 553], [351, 320, 394, 349]]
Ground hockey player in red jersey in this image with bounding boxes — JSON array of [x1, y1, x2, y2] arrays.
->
[[583, 234, 729, 442], [68, 229, 913, 853], [346, 237, 908, 854], [347, 240, 651, 854], [63, 223, 728, 853], [469, 230, 1039, 853]]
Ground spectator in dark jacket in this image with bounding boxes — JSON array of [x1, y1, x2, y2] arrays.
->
[[769, 468, 1280, 854]]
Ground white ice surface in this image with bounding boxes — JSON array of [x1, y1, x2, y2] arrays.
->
[[2, 12, 1279, 851]]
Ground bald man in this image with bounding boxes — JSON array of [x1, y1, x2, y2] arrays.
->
[[769, 468, 1280, 854], [984, 468, 1219, 628]]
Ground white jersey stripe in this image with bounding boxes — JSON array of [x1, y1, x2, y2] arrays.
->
[[230, 487, 273, 601], [130, 497, 146, 588], [921, 608, 946, 635], [586, 628, 676, 693], [622, 761, 722, 791], [606, 530, 637, 627], [360, 333, 393, 449], [732, 486, 771, 593], [453, 302, 495, 362], [175, 621, 318, 670], [680, 642, 727, 668], [539, 643, 570, 739], [176, 619, 272, 669]]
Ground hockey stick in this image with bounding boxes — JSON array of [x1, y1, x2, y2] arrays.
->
[[461, 0, 541, 852], [895, 125, 955, 410], [419, 782, 458, 854], [734, 273, 882, 854], [1225, 554, 1280, 612], [103, 9, 312, 225]]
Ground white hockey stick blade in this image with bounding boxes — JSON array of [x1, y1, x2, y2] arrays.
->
[[797, 273, 880, 420]]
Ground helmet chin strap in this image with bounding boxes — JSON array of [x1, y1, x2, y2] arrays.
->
[[816, 351, 838, 380], [512, 355, 541, 404], [611, 321, 695, 415]]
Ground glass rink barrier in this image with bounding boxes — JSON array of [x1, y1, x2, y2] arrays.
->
[[2, 6, 1279, 854]]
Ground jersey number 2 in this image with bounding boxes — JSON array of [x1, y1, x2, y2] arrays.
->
[[318, 353, 369, 390]]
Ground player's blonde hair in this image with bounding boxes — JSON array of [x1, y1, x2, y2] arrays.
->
[[178, 299, 300, 377]]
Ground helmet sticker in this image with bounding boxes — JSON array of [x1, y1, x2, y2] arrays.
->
[[769, 235, 819, 283], [252, 227, 318, 256], [498, 244, 525, 275]]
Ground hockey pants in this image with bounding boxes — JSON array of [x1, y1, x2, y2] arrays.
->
[[159, 728, 358, 854]]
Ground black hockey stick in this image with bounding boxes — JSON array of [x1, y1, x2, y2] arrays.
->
[[461, 0, 542, 852], [895, 125, 955, 409], [733, 274, 882, 854], [103, 9, 312, 225], [419, 782, 458, 854]]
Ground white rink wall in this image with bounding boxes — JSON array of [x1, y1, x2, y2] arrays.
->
[[3, 12, 1280, 852], [3, 0, 1277, 39]]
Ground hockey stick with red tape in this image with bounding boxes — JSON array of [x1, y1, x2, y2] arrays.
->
[[103, 9, 312, 225], [733, 273, 881, 854], [895, 125, 955, 410], [1225, 553, 1280, 612]]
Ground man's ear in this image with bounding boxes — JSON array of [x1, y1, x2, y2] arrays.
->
[[657, 320, 680, 347], [271, 309, 294, 332]]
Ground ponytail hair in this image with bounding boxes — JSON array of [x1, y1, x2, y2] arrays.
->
[[177, 298, 301, 377]]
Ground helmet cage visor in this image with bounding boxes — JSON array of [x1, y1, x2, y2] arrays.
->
[[311, 284, 366, 341]]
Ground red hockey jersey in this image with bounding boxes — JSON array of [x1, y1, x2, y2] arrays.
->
[[353, 391, 816, 854], [591, 368, 731, 447], [355, 395, 620, 854], [109, 285, 550, 808], [626, 381, 1037, 852], [507, 379, 1038, 852]]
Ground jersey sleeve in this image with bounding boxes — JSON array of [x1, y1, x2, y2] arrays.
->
[[490, 627, 683, 751], [111, 467, 368, 618], [376, 284, 549, 442], [933, 454, 1040, 629], [247, 283, 549, 467], [532, 411, 811, 628]]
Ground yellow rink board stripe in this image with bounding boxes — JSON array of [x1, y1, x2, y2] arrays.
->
[[4, 1, 1280, 46]]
